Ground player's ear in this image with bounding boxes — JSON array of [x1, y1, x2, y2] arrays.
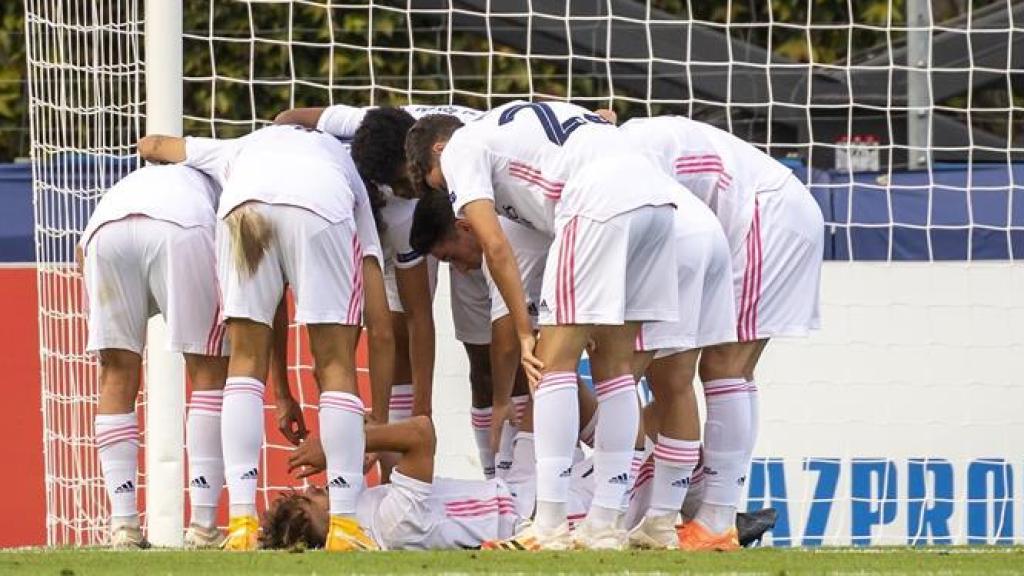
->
[[454, 218, 472, 233], [430, 140, 446, 157]]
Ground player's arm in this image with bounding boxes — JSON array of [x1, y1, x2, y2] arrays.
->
[[462, 200, 543, 384], [488, 313, 519, 451], [270, 293, 307, 445], [272, 107, 325, 129], [394, 262, 436, 417], [363, 256, 395, 425], [137, 135, 185, 164]]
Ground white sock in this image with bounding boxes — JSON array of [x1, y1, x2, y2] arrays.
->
[[471, 406, 495, 479], [496, 394, 529, 478], [533, 371, 578, 531], [388, 383, 413, 422], [320, 391, 365, 517], [745, 380, 760, 464], [222, 377, 265, 518], [699, 378, 751, 532], [187, 390, 224, 529], [648, 435, 700, 517], [96, 413, 139, 526], [506, 432, 537, 518], [589, 374, 638, 516], [681, 455, 706, 522], [579, 410, 598, 448], [619, 449, 647, 513]]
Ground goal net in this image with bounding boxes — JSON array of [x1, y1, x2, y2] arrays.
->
[[26, 0, 1023, 546]]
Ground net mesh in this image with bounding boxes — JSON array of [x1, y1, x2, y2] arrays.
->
[[26, 0, 1022, 547]]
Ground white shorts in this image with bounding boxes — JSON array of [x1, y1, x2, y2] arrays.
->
[[450, 267, 492, 345], [217, 202, 362, 327], [385, 257, 438, 313], [539, 205, 678, 325], [734, 175, 824, 341], [638, 197, 737, 357], [486, 219, 550, 327], [371, 472, 518, 550], [84, 216, 226, 356]]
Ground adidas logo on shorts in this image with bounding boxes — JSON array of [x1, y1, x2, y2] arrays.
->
[[671, 477, 690, 488], [538, 299, 549, 313], [190, 476, 210, 489], [114, 480, 135, 494], [608, 473, 630, 485], [329, 476, 350, 489], [240, 468, 258, 480]]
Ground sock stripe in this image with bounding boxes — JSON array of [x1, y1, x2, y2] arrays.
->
[[595, 375, 634, 399], [704, 383, 749, 397], [320, 394, 365, 415], [97, 430, 140, 450], [224, 382, 264, 399], [654, 447, 701, 465], [537, 372, 576, 388]]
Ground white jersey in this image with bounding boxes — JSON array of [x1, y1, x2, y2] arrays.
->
[[81, 165, 218, 247], [316, 103, 483, 139], [184, 124, 383, 264], [444, 100, 677, 236], [482, 218, 551, 324], [356, 474, 518, 550], [379, 193, 439, 312], [620, 115, 793, 251]]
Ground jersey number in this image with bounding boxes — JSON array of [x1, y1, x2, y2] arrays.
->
[[498, 102, 607, 146]]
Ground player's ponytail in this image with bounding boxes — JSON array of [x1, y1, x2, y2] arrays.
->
[[225, 204, 273, 278]]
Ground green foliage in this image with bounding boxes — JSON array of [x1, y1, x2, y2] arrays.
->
[[0, 2, 27, 161]]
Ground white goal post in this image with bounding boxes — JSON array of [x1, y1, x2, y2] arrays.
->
[[25, 0, 1023, 547]]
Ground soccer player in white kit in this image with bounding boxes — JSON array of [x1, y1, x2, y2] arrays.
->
[[138, 124, 392, 552], [277, 102, 535, 480], [80, 165, 231, 549], [404, 101, 680, 549], [621, 115, 825, 550]]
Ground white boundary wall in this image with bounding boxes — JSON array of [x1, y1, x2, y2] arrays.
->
[[431, 262, 1024, 546]]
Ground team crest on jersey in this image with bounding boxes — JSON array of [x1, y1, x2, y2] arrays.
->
[[448, 191, 457, 205]]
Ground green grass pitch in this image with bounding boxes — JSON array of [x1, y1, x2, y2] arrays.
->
[[2, 548, 1023, 575]]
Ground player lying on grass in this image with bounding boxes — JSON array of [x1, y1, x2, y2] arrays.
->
[[80, 165, 232, 549], [275, 103, 518, 480], [263, 415, 775, 550], [138, 124, 394, 552], [619, 115, 824, 549], [405, 102, 682, 550], [409, 181, 737, 550]]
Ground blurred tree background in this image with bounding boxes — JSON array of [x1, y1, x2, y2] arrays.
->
[[1, 0, 1014, 160]]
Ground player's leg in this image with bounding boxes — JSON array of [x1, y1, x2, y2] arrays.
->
[[575, 204, 679, 548], [183, 354, 228, 546], [450, 267, 498, 479], [217, 203, 285, 550], [286, 209, 375, 551], [84, 218, 154, 548], [153, 222, 232, 547], [377, 312, 412, 483]]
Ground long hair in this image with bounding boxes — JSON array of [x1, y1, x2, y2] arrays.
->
[[223, 204, 273, 278]]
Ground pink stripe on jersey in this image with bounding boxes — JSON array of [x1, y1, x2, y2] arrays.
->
[[346, 233, 365, 325], [594, 375, 635, 400], [444, 496, 517, 518], [508, 162, 564, 199]]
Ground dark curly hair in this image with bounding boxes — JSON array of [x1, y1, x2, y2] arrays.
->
[[405, 114, 464, 198], [350, 107, 417, 235], [259, 492, 326, 550]]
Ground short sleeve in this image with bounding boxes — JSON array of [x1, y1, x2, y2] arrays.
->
[[383, 201, 424, 270], [184, 136, 241, 189], [440, 134, 496, 217], [317, 105, 370, 139]]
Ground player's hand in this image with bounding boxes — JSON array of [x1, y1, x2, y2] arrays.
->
[[520, 333, 544, 389], [595, 108, 618, 125], [489, 401, 513, 454], [287, 436, 325, 479], [275, 396, 308, 446]]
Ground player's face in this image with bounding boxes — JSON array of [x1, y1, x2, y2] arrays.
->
[[431, 223, 483, 272], [425, 163, 446, 191], [302, 485, 330, 540]]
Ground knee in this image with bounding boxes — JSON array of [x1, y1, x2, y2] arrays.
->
[[698, 346, 743, 381], [407, 416, 436, 452]]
